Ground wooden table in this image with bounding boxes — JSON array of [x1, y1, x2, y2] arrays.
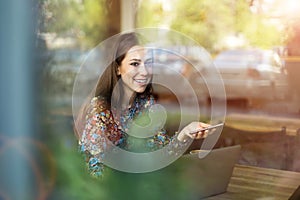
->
[[205, 164, 300, 200]]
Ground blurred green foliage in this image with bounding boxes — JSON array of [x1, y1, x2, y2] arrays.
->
[[40, 0, 285, 51], [136, 0, 166, 27], [171, 0, 235, 52], [137, 0, 284, 53], [39, 0, 107, 49]]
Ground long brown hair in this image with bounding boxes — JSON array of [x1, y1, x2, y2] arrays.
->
[[74, 32, 153, 139]]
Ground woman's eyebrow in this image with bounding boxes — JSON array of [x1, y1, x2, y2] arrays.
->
[[145, 58, 153, 62], [129, 58, 142, 62]]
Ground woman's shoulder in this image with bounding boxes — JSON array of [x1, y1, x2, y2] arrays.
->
[[91, 96, 108, 106], [87, 96, 109, 115]]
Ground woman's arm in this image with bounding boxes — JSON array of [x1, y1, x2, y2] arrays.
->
[[78, 96, 123, 177], [145, 95, 210, 153]]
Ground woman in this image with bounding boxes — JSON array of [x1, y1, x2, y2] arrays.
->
[[75, 32, 210, 177]]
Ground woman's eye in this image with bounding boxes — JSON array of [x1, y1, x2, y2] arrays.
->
[[145, 61, 153, 68], [144, 59, 153, 68], [130, 62, 140, 67]]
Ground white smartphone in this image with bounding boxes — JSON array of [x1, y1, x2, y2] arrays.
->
[[189, 123, 224, 135]]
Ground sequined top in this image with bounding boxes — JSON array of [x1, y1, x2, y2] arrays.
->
[[79, 94, 190, 177]]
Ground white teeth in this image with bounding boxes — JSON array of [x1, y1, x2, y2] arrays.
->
[[134, 79, 147, 83]]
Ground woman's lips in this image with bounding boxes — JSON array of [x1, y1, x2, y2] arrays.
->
[[134, 78, 148, 84]]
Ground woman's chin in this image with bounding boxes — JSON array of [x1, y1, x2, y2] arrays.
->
[[135, 86, 147, 93]]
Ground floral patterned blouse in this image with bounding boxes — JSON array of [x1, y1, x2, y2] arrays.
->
[[78, 94, 190, 177]]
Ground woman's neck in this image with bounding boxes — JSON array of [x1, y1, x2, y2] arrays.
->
[[121, 90, 136, 109]]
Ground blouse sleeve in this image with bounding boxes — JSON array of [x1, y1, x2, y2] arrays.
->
[[78, 97, 124, 178], [146, 128, 192, 156]]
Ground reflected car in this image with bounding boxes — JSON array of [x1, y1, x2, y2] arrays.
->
[[151, 46, 210, 104], [210, 49, 290, 105]]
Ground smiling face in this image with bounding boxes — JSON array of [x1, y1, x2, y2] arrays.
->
[[117, 46, 153, 98]]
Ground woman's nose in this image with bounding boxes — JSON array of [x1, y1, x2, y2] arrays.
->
[[139, 63, 149, 75]]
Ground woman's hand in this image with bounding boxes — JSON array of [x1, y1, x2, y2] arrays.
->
[[177, 121, 211, 142]]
